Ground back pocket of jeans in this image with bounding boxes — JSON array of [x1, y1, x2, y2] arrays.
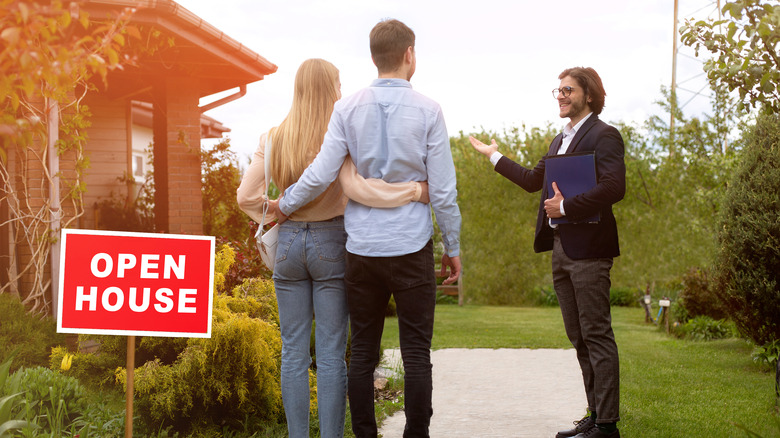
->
[[311, 226, 347, 262], [275, 227, 299, 263]]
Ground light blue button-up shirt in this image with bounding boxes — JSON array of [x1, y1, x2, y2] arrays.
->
[[279, 78, 461, 258]]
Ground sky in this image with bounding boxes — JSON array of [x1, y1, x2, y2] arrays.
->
[[175, 0, 722, 165]]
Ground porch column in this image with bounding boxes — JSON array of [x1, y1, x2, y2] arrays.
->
[[152, 76, 204, 235]]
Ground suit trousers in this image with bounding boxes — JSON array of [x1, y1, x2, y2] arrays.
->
[[552, 232, 620, 423], [345, 240, 437, 438]]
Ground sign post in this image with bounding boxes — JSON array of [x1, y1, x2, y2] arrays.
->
[[56, 229, 215, 437], [126, 335, 135, 438]]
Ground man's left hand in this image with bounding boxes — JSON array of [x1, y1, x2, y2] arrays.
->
[[544, 181, 564, 218], [440, 254, 462, 285]]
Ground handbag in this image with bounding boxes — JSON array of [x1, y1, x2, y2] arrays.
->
[[255, 133, 279, 270]]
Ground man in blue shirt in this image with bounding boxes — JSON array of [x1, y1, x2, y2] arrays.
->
[[273, 19, 461, 438]]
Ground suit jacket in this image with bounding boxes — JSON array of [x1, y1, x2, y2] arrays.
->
[[494, 115, 625, 260]]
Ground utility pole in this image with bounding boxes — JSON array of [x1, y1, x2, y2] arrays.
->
[[718, 0, 729, 153], [670, 0, 679, 150]]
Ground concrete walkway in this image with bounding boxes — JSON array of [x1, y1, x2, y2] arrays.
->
[[378, 348, 587, 438]]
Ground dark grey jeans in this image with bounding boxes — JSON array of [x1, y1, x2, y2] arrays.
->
[[552, 233, 620, 423]]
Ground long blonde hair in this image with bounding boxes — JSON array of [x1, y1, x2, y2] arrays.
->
[[269, 59, 340, 191]]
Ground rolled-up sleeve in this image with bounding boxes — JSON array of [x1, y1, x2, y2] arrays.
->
[[426, 108, 461, 257]]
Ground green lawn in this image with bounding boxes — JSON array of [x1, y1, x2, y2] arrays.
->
[[381, 305, 779, 437]]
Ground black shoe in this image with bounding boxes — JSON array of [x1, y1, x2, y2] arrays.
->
[[555, 415, 595, 438], [573, 426, 620, 438]]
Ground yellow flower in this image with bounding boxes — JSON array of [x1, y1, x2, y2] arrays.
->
[[60, 353, 73, 371]]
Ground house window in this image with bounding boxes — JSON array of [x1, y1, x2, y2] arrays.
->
[[132, 153, 145, 182]]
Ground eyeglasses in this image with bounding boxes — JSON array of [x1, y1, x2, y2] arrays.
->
[[552, 86, 575, 98]]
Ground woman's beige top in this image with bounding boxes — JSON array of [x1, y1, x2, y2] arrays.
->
[[236, 132, 423, 225]]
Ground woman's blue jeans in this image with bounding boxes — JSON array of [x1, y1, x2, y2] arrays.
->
[[272, 217, 349, 438]]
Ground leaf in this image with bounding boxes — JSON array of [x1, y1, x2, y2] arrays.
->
[[760, 70, 772, 87], [0, 27, 20, 45], [0, 419, 31, 436], [0, 393, 23, 423], [60, 8, 72, 29], [18, 2, 29, 23], [125, 25, 141, 40], [107, 48, 119, 66], [730, 3, 744, 20], [112, 33, 125, 46], [757, 23, 771, 38], [727, 22, 737, 40], [79, 11, 89, 29]]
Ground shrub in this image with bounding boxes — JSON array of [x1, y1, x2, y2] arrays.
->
[[532, 285, 559, 307], [0, 294, 66, 371], [675, 316, 734, 341], [118, 314, 283, 433], [670, 299, 689, 326], [112, 246, 284, 434], [385, 296, 397, 317], [751, 339, 780, 368], [220, 277, 279, 326], [0, 355, 32, 436], [49, 335, 127, 389], [452, 128, 555, 305], [609, 287, 639, 307], [219, 233, 271, 291], [678, 267, 726, 320], [436, 291, 459, 305], [4, 366, 88, 434], [69, 394, 128, 438], [714, 113, 780, 346]]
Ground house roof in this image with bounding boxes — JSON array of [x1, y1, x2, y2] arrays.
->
[[77, 0, 278, 100]]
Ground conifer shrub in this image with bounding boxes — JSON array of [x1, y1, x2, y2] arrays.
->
[[118, 311, 283, 433], [714, 113, 780, 346], [112, 245, 284, 434]]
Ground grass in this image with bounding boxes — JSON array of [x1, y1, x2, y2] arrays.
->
[[380, 305, 779, 437], [383, 305, 571, 349]]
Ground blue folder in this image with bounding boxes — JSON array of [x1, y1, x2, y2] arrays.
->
[[545, 152, 600, 224]]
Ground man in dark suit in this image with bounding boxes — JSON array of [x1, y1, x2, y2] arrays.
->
[[470, 67, 624, 438]]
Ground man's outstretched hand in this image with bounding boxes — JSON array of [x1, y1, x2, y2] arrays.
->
[[440, 254, 462, 285], [468, 136, 499, 158]]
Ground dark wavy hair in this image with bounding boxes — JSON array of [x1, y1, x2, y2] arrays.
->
[[559, 67, 606, 115], [370, 19, 415, 73]]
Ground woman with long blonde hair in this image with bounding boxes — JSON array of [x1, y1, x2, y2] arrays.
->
[[237, 58, 425, 438]]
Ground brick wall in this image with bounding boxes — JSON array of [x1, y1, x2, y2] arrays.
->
[[153, 76, 204, 235]]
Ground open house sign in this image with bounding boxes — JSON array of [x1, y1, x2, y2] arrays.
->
[[57, 229, 215, 338]]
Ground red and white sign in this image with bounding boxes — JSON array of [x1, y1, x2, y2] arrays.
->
[[57, 229, 215, 338]]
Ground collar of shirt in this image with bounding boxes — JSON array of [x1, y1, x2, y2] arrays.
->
[[558, 112, 593, 155], [371, 77, 413, 88]]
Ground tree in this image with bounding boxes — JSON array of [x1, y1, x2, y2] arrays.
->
[[451, 126, 556, 305], [713, 113, 780, 346], [201, 138, 248, 242], [680, 0, 780, 114], [0, 0, 144, 313]]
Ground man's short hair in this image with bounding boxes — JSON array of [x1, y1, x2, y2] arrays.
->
[[559, 67, 606, 115], [370, 19, 415, 73]]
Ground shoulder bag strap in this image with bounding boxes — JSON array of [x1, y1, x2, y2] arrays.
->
[[260, 133, 273, 227]]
